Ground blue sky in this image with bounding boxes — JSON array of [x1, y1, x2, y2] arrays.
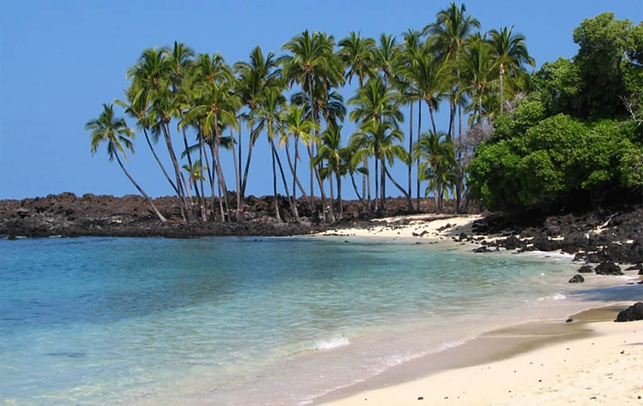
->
[[0, 0, 641, 199]]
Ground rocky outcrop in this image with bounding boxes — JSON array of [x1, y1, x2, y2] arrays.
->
[[568, 274, 585, 283], [594, 262, 623, 275], [615, 302, 643, 322]]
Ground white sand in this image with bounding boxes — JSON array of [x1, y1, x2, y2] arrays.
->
[[318, 214, 483, 240], [319, 319, 643, 406]]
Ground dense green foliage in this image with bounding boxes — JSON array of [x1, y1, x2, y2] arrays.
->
[[468, 13, 643, 210]]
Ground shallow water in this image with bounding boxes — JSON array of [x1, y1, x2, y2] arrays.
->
[[0, 236, 624, 405]]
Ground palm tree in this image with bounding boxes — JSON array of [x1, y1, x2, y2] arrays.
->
[[339, 31, 377, 88], [399, 29, 423, 205], [128, 47, 194, 220], [253, 88, 295, 222], [234, 46, 282, 215], [461, 35, 496, 124], [352, 119, 411, 212], [402, 48, 448, 135], [488, 26, 535, 115], [313, 125, 348, 219], [86, 104, 167, 222], [115, 84, 179, 198], [281, 30, 339, 221], [414, 130, 456, 213], [425, 1, 480, 141], [184, 54, 241, 221], [279, 104, 319, 212], [339, 31, 377, 208]]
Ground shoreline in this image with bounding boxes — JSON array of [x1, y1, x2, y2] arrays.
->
[[314, 305, 642, 406], [311, 216, 642, 406]]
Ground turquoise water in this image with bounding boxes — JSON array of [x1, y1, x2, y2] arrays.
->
[[0, 236, 597, 405]]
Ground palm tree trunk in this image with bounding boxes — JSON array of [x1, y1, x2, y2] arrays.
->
[[285, 140, 313, 212], [365, 158, 371, 212], [374, 157, 379, 212], [428, 102, 437, 134], [408, 100, 413, 205], [456, 104, 463, 214], [329, 171, 335, 212], [270, 140, 282, 222], [212, 124, 231, 221], [198, 132, 207, 221], [380, 157, 386, 212], [230, 128, 241, 222], [350, 173, 364, 203], [161, 123, 190, 222], [499, 63, 505, 115], [238, 127, 243, 220], [143, 128, 179, 196], [478, 92, 483, 124], [416, 102, 422, 212], [335, 165, 342, 220], [272, 141, 298, 220], [115, 152, 167, 222], [384, 166, 413, 211]]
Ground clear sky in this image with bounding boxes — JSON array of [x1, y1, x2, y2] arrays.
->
[[1, 0, 641, 199]]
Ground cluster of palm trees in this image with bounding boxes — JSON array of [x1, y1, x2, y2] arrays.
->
[[86, 2, 534, 223]]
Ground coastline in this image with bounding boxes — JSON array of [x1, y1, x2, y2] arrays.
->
[[315, 306, 642, 406], [311, 216, 642, 406]]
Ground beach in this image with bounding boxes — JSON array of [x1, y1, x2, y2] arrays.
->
[[315, 215, 643, 406]]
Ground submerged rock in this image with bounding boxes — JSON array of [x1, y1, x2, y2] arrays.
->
[[615, 302, 643, 322], [568, 274, 585, 283], [594, 262, 623, 275]]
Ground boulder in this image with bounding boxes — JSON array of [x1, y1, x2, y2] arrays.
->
[[458, 232, 468, 242], [595, 262, 623, 275], [473, 246, 488, 253], [568, 274, 585, 283], [502, 235, 524, 250], [625, 263, 643, 271], [577, 265, 594, 273], [615, 302, 643, 322]]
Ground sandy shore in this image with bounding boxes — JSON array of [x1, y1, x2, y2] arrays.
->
[[317, 310, 642, 406], [315, 216, 642, 406], [319, 214, 483, 240]]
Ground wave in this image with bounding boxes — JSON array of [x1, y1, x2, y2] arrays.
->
[[537, 293, 567, 302], [311, 336, 350, 351]]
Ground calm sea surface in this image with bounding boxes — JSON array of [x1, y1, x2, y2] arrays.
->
[[0, 236, 627, 405]]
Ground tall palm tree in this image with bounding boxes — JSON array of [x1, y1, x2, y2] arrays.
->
[[461, 35, 496, 124], [425, 2, 480, 141], [339, 31, 377, 209], [234, 46, 282, 212], [313, 125, 348, 219], [86, 104, 167, 222], [352, 119, 411, 211], [279, 104, 318, 212], [253, 88, 295, 222], [414, 130, 456, 213], [399, 29, 424, 205], [401, 49, 448, 134], [375, 33, 402, 87], [338, 31, 377, 89], [488, 26, 535, 115], [184, 55, 241, 221]]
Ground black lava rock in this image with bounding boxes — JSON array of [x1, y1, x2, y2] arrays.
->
[[568, 274, 585, 283], [577, 265, 594, 273], [615, 302, 643, 322], [595, 262, 623, 275]]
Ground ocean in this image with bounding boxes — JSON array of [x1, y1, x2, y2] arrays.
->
[[0, 236, 631, 405]]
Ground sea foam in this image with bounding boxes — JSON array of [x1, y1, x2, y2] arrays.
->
[[311, 336, 350, 351]]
